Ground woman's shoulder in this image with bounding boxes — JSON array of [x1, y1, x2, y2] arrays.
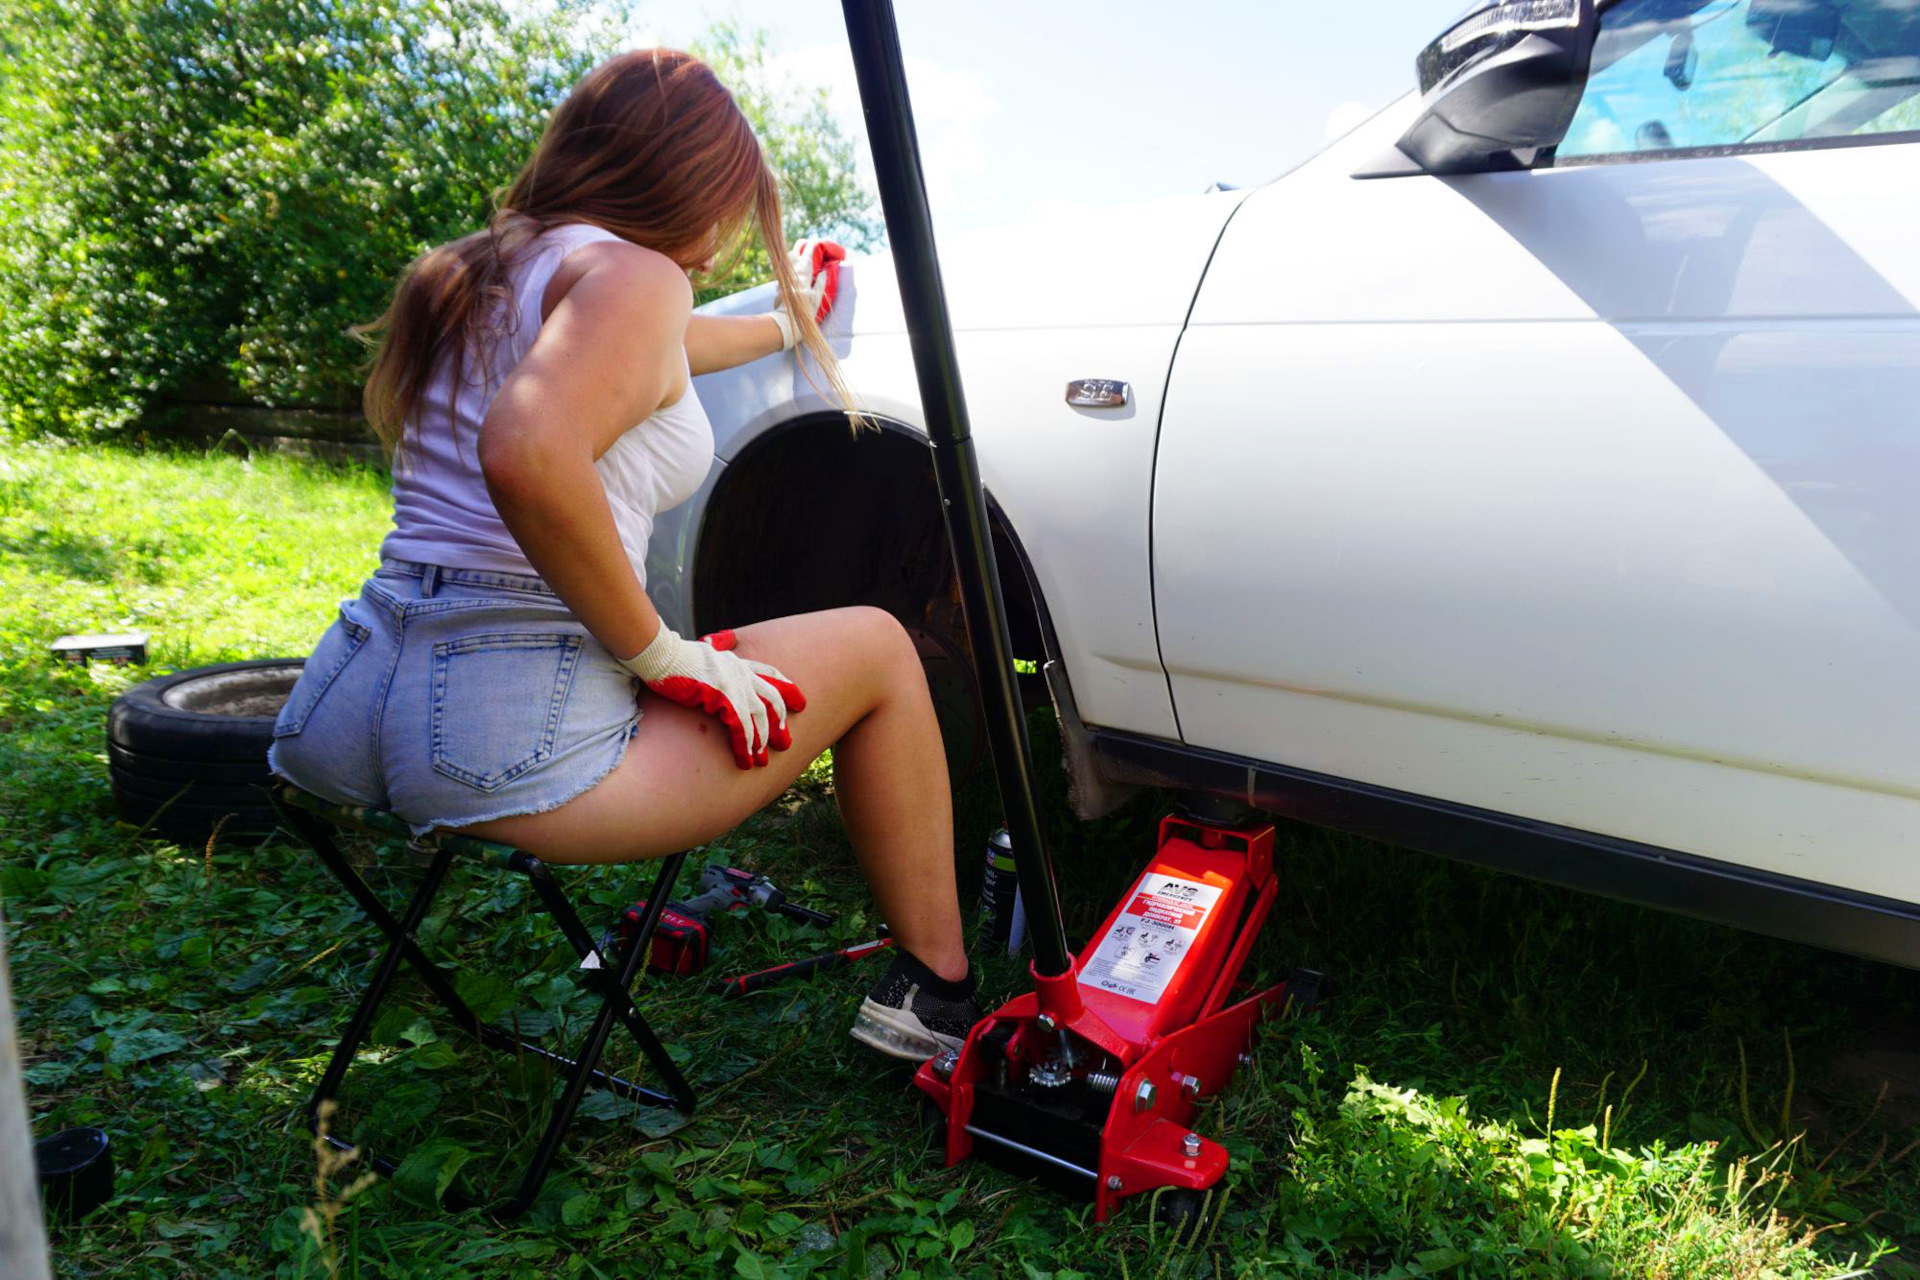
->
[[561, 232, 682, 276], [531, 220, 622, 256], [540, 233, 691, 326]]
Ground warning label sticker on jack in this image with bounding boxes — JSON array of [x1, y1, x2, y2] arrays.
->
[[1081, 873, 1222, 1004]]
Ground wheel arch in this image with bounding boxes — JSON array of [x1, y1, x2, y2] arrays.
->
[[688, 411, 1070, 782]]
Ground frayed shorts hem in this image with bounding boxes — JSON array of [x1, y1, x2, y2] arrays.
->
[[268, 718, 638, 842], [399, 720, 640, 840]]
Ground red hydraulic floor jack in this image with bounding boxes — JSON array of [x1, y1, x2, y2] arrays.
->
[[842, 0, 1320, 1224], [916, 815, 1319, 1222]]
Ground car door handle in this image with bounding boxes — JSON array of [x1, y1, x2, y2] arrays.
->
[[1065, 379, 1130, 408]]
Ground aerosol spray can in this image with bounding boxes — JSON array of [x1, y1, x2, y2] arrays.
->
[[979, 827, 1027, 954]]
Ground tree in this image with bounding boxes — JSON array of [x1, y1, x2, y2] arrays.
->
[[0, 3, 878, 440], [0, 0, 618, 435], [692, 20, 882, 305]]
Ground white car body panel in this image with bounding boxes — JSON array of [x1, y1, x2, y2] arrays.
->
[[1154, 100, 1920, 899], [669, 63, 1920, 925], [688, 193, 1247, 738]]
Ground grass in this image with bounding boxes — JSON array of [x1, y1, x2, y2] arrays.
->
[[2, 436, 1917, 1277]]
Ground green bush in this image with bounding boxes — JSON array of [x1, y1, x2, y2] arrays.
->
[[0, 2, 878, 441]]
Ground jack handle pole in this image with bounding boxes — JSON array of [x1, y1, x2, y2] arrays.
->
[[841, 0, 1072, 978]]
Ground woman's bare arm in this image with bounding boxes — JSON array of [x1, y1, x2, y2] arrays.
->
[[478, 241, 692, 660], [684, 311, 783, 375]]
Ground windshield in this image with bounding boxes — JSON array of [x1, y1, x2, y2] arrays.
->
[[1558, 0, 1920, 157]]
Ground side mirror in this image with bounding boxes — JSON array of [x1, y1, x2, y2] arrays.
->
[[1360, 0, 1598, 177]]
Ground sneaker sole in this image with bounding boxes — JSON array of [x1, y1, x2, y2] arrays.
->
[[848, 996, 968, 1061]]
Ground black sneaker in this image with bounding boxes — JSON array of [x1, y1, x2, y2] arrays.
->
[[850, 952, 979, 1061]]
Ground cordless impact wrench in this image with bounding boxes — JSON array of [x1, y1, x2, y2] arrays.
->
[[612, 865, 834, 977]]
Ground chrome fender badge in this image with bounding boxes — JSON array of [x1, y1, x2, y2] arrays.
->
[[1065, 378, 1130, 408]]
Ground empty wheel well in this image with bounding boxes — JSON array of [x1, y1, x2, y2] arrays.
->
[[691, 414, 1049, 770], [693, 414, 1045, 657]]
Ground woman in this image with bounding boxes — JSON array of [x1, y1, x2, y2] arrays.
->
[[268, 48, 975, 1060]]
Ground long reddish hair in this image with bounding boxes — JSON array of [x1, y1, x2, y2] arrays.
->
[[357, 48, 857, 457]]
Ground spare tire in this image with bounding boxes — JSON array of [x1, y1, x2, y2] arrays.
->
[[106, 660, 304, 844]]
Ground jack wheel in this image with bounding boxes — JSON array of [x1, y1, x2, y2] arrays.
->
[[1283, 968, 1326, 1018], [917, 1096, 947, 1147], [1151, 1188, 1206, 1244]]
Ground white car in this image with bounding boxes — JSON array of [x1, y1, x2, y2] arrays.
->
[[657, 0, 1920, 966]]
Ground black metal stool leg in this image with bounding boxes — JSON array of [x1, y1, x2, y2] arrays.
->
[[502, 984, 625, 1215], [298, 826, 459, 1137], [521, 851, 699, 1109], [285, 806, 494, 1039], [277, 789, 704, 1218], [500, 851, 696, 1216]]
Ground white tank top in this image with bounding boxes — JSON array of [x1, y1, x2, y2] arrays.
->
[[380, 222, 714, 589]]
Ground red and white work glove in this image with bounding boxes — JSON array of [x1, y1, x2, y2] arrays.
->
[[768, 239, 846, 350], [619, 627, 806, 769]]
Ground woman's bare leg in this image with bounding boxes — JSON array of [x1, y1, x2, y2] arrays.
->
[[457, 606, 966, 980]]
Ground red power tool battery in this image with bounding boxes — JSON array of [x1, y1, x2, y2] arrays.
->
[[621, 903, 710, 976]]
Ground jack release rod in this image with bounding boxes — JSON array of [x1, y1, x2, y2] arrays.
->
[[840, 0, 1071, 976]]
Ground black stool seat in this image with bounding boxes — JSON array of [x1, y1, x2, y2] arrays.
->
[[274, 784, 697, 1217]]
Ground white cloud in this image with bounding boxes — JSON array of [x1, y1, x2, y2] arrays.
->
[[1323, 99, 1376, 141], [901, 55, 998, 191], [765, 42, 862, 121]]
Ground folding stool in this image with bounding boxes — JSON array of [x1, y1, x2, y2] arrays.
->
[[273, 783, 697, 1217]]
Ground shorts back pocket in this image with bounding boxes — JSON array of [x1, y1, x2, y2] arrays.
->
[[429, 632, 584, 792], [274, 603, 374, 739]]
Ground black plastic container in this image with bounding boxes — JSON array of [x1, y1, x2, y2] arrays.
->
[[35, 1126, 113, 1220]]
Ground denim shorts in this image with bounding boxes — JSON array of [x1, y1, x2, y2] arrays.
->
[[267, 561, 642, 837]]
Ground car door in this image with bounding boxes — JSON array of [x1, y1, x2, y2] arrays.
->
[[1151, 0, 1920, 902]]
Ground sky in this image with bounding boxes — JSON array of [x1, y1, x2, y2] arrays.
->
[[626, 0, 1461, 236]]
